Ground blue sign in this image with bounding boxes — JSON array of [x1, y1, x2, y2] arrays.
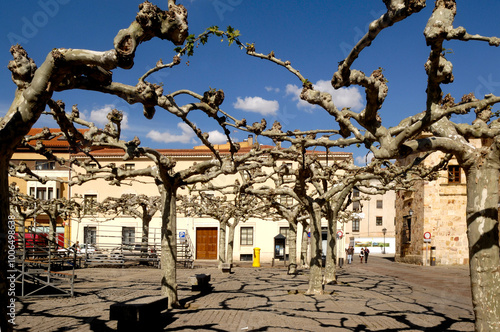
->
[[179, 231, 186, 238]]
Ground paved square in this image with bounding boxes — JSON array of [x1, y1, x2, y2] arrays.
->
[[13, 256, 474, 331]]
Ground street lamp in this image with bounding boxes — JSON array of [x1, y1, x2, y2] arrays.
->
[[382, 227, 387, 254]]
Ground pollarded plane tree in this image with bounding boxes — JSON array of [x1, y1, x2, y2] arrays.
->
[[223, 1, 500, 329], [36, 197, 68, 246], [8, 132, 81, 248], [49, 104, 281, 307], [241, 149, 351, 292], [9, 183, 41, 239], [8, 128, 129, 245], [240, 147, 353, 293], [180, 163, 275, 268], [233, 156, 311, 275], [310, 151, 445, 285], [257, 197, 308, 275], [178, 193, 233, 268], [3, 6, 341, 313], [101, 194, 162, 253], [243, 141, 443, 293], [1, 2, 189, 327], [6, 52, 279, 313], [8, 181, 89, 251], [2, 0, 262, 311]]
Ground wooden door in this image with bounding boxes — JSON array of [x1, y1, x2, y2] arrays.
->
[[196, 227, 218, 260]]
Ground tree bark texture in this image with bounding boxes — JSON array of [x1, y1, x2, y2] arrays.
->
[[227, 223, 236, 265], [464, 160, 500, 331], [218, 222, 227, 268], [160, 187, 178, 307], [324, 212, 337, 284], [141, 215, 151, 260], [306, 202, 324, 295], [142, 215, 151, 248], [287, 221, 298, 274], [49, 216, 57, 245], [300, 223, 309, 267]]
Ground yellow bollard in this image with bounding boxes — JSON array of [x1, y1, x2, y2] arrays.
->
[[252, 247, 261, 267]]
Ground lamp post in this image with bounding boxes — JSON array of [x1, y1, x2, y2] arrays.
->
[[382, 227, 387, 254]]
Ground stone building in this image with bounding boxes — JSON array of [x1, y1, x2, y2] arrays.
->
[[395, 150, 469, 266]]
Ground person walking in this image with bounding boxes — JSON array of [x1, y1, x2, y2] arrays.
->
[[364, 247, 370, 263], [346, 246, 354, 264], [359, 248, 364, 263]]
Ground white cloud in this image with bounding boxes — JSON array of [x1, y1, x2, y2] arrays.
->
[[206, 130, 227, 144], [314, 80, 364, 110], [355, 152, 374, 165], [233, 96, 279, 116], [146, 122, 197, 144], [285, 84, 313, 109], [89, 104, 129, 129], [265, 86, 280, 93], [286, 80, 364, 111]]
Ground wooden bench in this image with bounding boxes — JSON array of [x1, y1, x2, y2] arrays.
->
[[109, 295, 168, 331], [188, 274, 211, 292], [221, 263, 232, 273]]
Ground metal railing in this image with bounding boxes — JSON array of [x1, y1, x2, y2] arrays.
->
[[14, 221, 76, 297], [177, 229, 195, 268]]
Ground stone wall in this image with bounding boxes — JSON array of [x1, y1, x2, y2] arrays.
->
[[396, 151, 469, 266]]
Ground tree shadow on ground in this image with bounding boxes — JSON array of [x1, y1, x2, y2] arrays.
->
[[15, 274, 168, 332], [13, 266, 474, 332], [165, 267, 474, 331]]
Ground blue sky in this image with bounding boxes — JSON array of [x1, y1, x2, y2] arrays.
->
[[1, 1, 500, 165]]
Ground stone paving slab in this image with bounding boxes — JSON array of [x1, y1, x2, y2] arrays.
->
[[12, 256, 474, 331]]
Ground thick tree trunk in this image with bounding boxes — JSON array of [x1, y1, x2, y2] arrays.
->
[[160, 187, 179, 308], [49, 216, 57, 246], [142, 215, 151, 248], [300, 223, 309, 267], [141, 215, 151, 262], [227, 224, 235, 265], [0, 156, 14, 332], [287, 221, 298, 274], [464, 160, 500, 331], [218, 222, 226, 268], [324, 213, 337, 284], [306, 202, 324, 295]]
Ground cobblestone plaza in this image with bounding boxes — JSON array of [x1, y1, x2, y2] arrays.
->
[[14, 256, 473, 331]]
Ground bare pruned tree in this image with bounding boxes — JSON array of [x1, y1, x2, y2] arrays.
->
[[101, 194, 162, 252], [1, 3, 189, 328], [243, 144, 442, 294], [181, 172, 271, 268], [205, 1, 500, 328], [9, 183, 40, 235], [45, 104, 283, 307]]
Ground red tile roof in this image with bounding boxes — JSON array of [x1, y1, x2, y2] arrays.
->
[[22, 128, 88, 149], [21, 129, 353, 159], [73, 147, 352, 159]]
